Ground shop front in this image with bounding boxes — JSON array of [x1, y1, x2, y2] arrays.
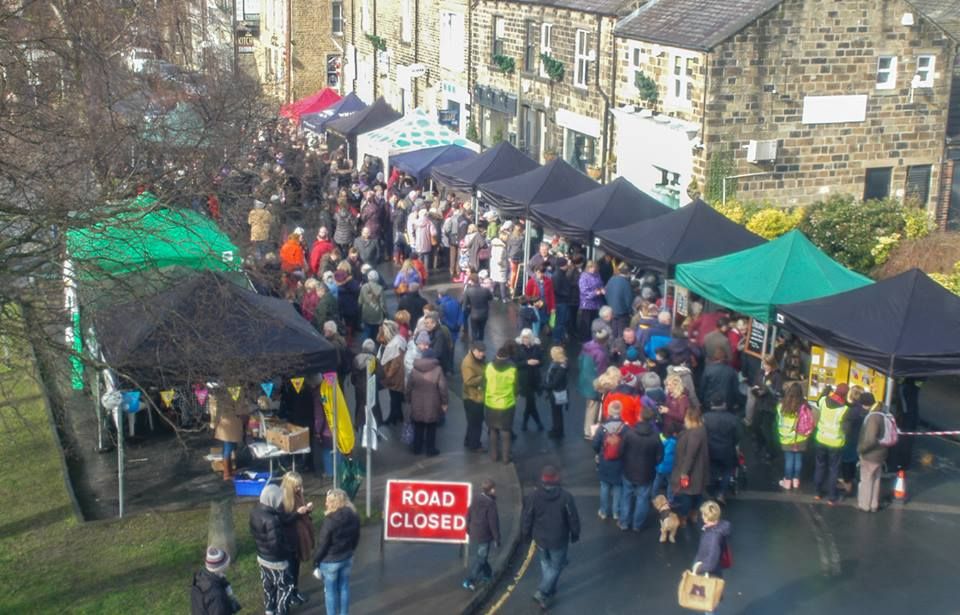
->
[[473, 85, 517, 149]]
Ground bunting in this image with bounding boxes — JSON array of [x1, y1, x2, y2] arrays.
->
[[290, 377, 305, 394], [159, 390, 176, 408], [193, 385, 209, 406], [228, 386, 242, 401]]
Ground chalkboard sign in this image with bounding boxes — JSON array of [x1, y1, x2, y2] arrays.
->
[[744, 318, 773, 358], [438, 108, 459, 127]]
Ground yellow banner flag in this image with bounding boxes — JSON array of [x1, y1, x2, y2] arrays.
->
[[228, 386, 242, 401], [290, 377, 305, 394], [159, 390, 175, 408]]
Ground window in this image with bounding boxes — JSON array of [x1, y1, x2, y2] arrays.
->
[[905, 164, 932, 206], [400, 0, 412, 43], [331, 1, 343, 35], [668, 54, 692, 107], [876, 55, 897, 90], [520, 104, 542, 158], [492, 16, 505, 59], [361, 0, 370, 33], [864, 167, 893, 201], [914, 54, 935, 88], [564, 128, 596, 172], [523, 20, 537, 73], [439, 12, 464, 71], [574, 29, 591, 88], [653, 167, 682, 208], [538, 24, 553, 78]]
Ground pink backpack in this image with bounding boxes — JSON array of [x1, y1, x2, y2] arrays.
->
[[796, 402, 815, 437]]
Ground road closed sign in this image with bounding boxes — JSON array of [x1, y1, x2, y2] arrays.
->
[[384, 479, 472, 544]]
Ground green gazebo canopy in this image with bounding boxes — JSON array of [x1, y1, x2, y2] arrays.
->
[[66, 192, 241, 279], [674, 229, 872, 322]]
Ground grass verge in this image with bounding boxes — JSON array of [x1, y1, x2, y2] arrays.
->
[[0, 363, 265, 614]]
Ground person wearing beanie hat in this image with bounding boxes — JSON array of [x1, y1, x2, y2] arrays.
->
[[191, 546, 241, 615], [249, 484, 295, 615], [484, 345, 518, 463], [522, 464, 580, 610], [592, 400, 626, 523], [813, 381, 851, 505], [857, 391, 888, 512], [351, 338, 382, 429], [463, 478, 500, 590], [406, 342, 448, 456], [461, 341, 487, 451]]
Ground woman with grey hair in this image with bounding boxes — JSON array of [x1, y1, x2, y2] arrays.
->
[[249, 484, 294, 615]]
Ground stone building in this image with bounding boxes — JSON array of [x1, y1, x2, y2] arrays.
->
[[612, 0, 960, 214], [238, 0, 344, 102], [470, 0, 633, 169], [342, 0, 472, 136]]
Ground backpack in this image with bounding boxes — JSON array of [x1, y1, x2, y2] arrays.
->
[[601, 424, 625, 461], [873, 410, 899, 448], [796, 402, 815, 437], [644, 334, 671, 361]]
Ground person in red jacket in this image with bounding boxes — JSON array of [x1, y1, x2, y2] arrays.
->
[[309, 227, 336, 274], [524, 265, 555, 326]]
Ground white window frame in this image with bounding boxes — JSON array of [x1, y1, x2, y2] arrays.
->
[[400, 0, 412, 43], [331, 0, 343, 35], [439, 12, 464, 71], [667, 53, 693, 108], [574, 29, 590, 89], [876, 55, 897, 90], [361, 0, 371, 33], [914, 54, 935, 88], [629, 44, 644, 95], [492, 16, 505, 59], [538, 23, 553, 78]]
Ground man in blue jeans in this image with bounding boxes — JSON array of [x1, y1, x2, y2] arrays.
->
[[619, 407, 664, 531], [463, 478, 500, 590], [522, 464, 581, 610]]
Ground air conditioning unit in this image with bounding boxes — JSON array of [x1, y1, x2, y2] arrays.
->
[[746, 139, 778, 163]]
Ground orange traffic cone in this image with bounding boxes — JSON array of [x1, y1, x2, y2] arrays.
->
[[893, 469, 908, 504]]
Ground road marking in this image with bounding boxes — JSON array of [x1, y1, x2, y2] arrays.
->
[[731, 489, 960, 516], [804, 504, 842, 577], [484, 542, 536, 615]]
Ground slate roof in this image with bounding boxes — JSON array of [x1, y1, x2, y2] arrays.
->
[[509, 0, 635, 17], [614, 0, 785, 50], [906, 0, 960, 41], [616, 0, 960, 50]]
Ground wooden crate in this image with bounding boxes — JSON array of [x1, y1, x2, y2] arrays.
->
[[265, 422, 309, 452]]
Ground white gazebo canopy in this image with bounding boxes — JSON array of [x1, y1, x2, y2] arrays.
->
[[356, 108, 479, 175]]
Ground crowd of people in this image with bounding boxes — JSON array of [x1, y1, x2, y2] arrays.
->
[[191, 119, 896, 614]]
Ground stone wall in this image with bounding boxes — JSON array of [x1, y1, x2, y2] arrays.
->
[[471, 1, 618, 167], [702, 0, 957, 209], [290, 0, 341, 101]]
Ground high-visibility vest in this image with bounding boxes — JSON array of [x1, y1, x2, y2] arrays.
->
[[484, 363, 517, 411], [777, 404, 808, 447], [815, 397, 847, 448]]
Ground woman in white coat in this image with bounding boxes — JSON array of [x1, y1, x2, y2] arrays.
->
[[489, 229, 510, 301]]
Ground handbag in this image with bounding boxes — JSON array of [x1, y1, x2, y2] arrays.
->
[[401, 420, 414, 445], [678, 563, 725, 612], [720, 541, 733, 569], [552, 389, 569, 405]]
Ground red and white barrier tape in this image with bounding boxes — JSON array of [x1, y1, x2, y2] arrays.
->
[[898, 430, 960, 437]]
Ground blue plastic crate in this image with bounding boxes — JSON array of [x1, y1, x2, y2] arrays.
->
[[233, 472, 271, 498]]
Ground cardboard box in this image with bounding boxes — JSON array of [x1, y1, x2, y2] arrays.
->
[[265, 422, 309, 452]]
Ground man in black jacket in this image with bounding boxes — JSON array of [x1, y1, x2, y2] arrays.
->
[[618, 407, 663, 531], [700, 348, 741, 413], [249, 484, 294, 615], [522, 465, 580, 609], [190, 546, 241, 615], [463, 479, 501, 590], [703, 393, 742, 504]]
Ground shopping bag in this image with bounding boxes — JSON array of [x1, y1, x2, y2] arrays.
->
[[401, 421, 414, 445], [720, 541, 733, 569], [677, 565, 725, 612], [338, 456, 365, 500]]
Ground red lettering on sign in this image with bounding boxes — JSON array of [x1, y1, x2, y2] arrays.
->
[[383, 479, 472, 544]]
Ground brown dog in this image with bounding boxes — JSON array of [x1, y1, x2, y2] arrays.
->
[[653, 495, 680, 543]]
